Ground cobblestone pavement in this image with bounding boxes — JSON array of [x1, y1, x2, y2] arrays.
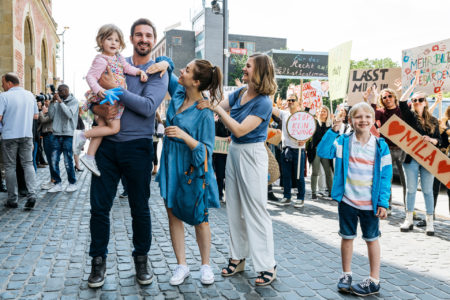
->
[[0, 166, 449, 300]]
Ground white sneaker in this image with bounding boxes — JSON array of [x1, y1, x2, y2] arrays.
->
[[41, 181, 54, 190], [80, 155, 101, 176], [65, 183, 77, 192], [200, 264, 214, 285], [48, 183, 62, 193], [169, 264, 190, 286]]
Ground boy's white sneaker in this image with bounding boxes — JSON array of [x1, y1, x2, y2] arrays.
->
[[48, 183, 62, 193], [80, 155, 101, 176], [41, 181, 54, 190], [66, 183, 77, 193], [169, 264, 190, 286], [200, 264, 214, 285]]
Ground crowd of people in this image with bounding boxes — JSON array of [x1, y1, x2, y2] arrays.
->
[[0, 16, 449, 297]]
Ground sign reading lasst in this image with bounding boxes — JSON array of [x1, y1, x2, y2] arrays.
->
[[286, 111, 316, 142], [379, 115, 450, 188]]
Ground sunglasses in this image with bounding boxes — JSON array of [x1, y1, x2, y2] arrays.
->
[[382, 94, 393, 100], [287, 99, 296, 102], [412, 98, 425, 103]]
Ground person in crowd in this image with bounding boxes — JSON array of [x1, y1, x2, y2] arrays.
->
[[157, 59, 221, 286], [307, 106, 333, 199], [213, 116, 230, 202], [39, 98, 57, 190], [271, 94, 306, 207], [86, 18, 171, 288], [0, 73, 38, 209], [76, 24, 168, 176], [73, 106, 86, 172], [152, 111, 164, 175], [198, 53, 278, 286], [364, 87, 407, 213], [47, 84, 79, 193], [267, 111, 283, 202], [318, 102, 391, 296], [399, 80, 441, 236]]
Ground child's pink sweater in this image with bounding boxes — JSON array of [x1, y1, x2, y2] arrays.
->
[[86, 54, 140, 94]]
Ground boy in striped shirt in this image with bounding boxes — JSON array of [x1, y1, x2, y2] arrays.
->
[[317, 102, 392, 297]]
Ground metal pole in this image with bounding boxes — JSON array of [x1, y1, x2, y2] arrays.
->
[[62, 33, 65, 83], [223, 0, 228, 86]]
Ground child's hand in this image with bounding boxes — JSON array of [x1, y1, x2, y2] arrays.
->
[[376, 207, 387, 219], [147, 61, 169, 78], [97, 90, 106, 99], [139, 71, 148, 82]]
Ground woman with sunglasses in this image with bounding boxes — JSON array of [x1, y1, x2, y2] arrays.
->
[[399, 78, 441, 236], [364, 87, 407, 213]]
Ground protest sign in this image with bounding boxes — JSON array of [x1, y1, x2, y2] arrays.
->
[[267, 128, 282, 145], [301, 82, 322, 115], [347, 68, 401, 106], [402, 38, 450, 94], [213, 137, 229, 154], [379, 115, 450, 188], [328, 41, 352, 100], [286, 112, 316, 141], [269, 50, 328, 79]]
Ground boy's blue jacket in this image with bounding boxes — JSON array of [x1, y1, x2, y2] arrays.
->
[[317, 129, 392, 215]]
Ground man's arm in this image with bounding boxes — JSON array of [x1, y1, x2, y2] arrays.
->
[[119, 72, 169, 118], [58, 98, 78, 119]]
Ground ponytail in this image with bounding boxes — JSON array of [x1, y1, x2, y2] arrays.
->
[[193, 60, 223, 106]]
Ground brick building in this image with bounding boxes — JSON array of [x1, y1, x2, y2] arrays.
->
[[0, 0, 59, 94]]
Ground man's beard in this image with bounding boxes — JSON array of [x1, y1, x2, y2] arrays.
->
[[134, 42, 152, 56]]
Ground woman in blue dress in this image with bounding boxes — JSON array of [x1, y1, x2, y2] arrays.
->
[[157, 59, 222, 286]]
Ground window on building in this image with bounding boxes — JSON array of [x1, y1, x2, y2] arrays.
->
[[246, 42, 255, 55], [239, 42, 245, 48], [172, 36, 182, 45], [229, 41, 238, 49]]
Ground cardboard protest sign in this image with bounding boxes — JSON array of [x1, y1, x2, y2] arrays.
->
[[286, 112, 316, 141], [301, 82, 322, 115], [267, 128, 282, 145], [379, 115, 450, 188], [328, 41, 352, 100], [402, 38, 450, 94], [213, 137, 229, 154], [347, 68, 401, 106]]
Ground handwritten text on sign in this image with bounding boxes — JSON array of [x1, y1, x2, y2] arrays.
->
[[402, 38, 450, 94], [379, 115, 450, 188], [286, 112, 317, 142], [213, 137, 229, 154]]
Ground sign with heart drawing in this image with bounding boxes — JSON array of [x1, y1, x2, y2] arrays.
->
[[379, 115, 450, 188]]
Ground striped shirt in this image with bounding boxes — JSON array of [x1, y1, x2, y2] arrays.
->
[[343, 134, 376, 210]]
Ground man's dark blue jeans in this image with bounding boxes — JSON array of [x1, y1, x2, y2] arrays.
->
[[51, 135, 76, 184], [281, 147, 306, 200], [43, 133, 57, 181], [89, 138, 153, 258]]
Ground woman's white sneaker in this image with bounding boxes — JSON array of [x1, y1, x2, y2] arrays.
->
[[200, 264, 214, 285], [169, 264, 190, 286]]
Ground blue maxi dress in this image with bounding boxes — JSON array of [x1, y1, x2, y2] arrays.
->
[[156, 84, 220, 211]]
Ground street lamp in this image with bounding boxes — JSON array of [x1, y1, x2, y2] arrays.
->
[[58, 26, 69, 83], [211, 0, 229, 86]]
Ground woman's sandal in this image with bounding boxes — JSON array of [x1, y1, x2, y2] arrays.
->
[[221, 258, 245, 277], [255, 265, 277, 286]]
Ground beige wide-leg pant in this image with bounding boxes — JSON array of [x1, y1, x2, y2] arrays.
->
[[225, 142, 276, 272]]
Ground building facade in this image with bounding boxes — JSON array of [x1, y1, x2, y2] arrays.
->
[[0, 0, 59, 94]]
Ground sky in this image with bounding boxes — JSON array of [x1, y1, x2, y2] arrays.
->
[[52, 0, 450, 99]]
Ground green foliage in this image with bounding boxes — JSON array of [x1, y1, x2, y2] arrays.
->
[[274, 78, 300, 101], [350, 58, 400, 69], [229, 54, 248, 86]]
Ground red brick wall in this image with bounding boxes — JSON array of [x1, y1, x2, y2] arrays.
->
[[36, 67, 41, 92], [15, 50, 24, 85]]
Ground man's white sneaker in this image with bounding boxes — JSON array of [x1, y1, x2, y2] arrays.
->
[[80, 155, 101, 176], [169, 264, 190, 286], [48, 183, 62, 193], [41, 181, 54, 190], [66, 183, 77, 192], [200, 264, 214, 285]]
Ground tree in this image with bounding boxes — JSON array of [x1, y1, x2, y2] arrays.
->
[[350, 58, 400, 69], [228, 54, 248, 86], [274, 78, 301, 102]]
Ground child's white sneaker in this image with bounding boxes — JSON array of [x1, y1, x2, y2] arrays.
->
[[80, 155, 101, 176], [169, 264, 190, 286], [200, 264, 214, 285]]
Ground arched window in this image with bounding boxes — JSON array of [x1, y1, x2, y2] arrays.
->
[[24, 16, 35, 93], [41, 39, 48, 92]]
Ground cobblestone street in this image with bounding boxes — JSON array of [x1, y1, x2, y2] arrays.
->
[[0, 166, 449, 299]]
